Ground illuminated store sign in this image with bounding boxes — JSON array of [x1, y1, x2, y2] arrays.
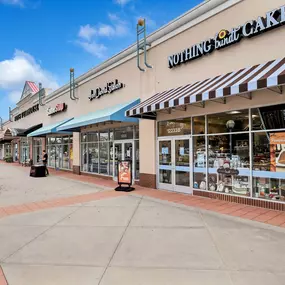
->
[[168, 5, 285, 68], [89, 79, 125, 101], [47, 103, 67, 116], [14, 104, 39, 121]]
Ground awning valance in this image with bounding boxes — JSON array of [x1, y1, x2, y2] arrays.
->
[[27, 119, 73, 137], [126, 58, 285, 119], [57, 99, 140, 132]]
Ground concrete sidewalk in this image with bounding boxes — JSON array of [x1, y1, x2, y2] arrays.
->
[[0, 162, 285, 284]]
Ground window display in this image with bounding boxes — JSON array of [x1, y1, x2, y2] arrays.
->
[[193, 136, 206, 189]]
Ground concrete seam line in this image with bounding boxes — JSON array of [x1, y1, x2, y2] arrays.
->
[[1, 206, 82, 263], [97, 194, 144, 285]]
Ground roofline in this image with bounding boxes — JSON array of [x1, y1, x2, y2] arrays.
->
[[46, 0, 232, 101]]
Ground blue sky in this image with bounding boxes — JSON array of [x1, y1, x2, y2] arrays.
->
[[0, 0, 202, 120]]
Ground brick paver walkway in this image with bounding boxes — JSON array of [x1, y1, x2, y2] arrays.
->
[[1, 161, 285, 228]]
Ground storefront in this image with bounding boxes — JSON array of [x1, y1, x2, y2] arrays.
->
[[80, 125, 139, 180], [46, 135, 73, 170]]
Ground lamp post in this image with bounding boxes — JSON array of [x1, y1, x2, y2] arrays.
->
[[226, 120, 235, 159]]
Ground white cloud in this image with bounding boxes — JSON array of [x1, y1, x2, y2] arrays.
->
[[115, 0, 131, 6], [78, 24, 97, 41], [0, 0, 24, 7], [0, 50, 59, 103], [76, 41, 107, 59], [77, 14, 130, 57]]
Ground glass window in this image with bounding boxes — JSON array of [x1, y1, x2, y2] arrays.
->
[[208, 109, 249, 134], [63, 137, 69, 144], [109, 143, 114, 176], [109, 129, 114, 141], [56, 137, 62, 144], [193, 136, 206, 189], [69, 136, 73, 144], [208, 134, 250, 196], [88, 143, 99, 173], [62, 144, 69, 169], [81, 134, 87, 142], [100, 131, 109, 141], [114, 126, 134, 140], [81, 143, 88, 172], [175, 139, 190, 187], [193, 116, 205, 135], [135, 140, 139, 179], [88, 132, 98, 142], [252, 104, 285, 131], [99, 142, 109, 175], [158, 140, 172, 184], [134, 125, 139, 139], [158, 118, 191, 137]]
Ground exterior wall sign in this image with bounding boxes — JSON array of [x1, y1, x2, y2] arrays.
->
[[89, 79, 125, 101], [168, 5, 285, 68], [47, 103, 67, 116], [14, 104, 39, 121]]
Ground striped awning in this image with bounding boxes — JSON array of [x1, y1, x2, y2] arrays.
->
[[126, 58, 285, 119]]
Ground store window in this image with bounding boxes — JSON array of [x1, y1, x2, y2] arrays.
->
[[193, 116, 205, 135], [46, 135, 72, 170], [20, 138, 30, 163], [33, 138, 42, 163], [208, 109, 249, 134], [158, 118, 191, 137], [81, 126, 139, 179], [114, 126, 133, 140], [208, 134, 250, 196], [193, 136, 206, 189]]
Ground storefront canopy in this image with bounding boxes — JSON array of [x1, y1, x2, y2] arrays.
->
[[18, 124, 43, 136], [57, 99, 140, 132], [0, 128, 22, 142], [27, 119, 73, 137], [126, 57, 285, 119]]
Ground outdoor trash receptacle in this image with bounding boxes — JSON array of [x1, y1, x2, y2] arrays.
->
[[30, 164, 46, 177]]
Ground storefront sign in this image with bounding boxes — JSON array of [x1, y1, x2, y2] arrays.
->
[[270, 132, 285, 172], [14, 104, 39, 121], [89, 79, 125, 101], [118, 160, 132, 185], [47, 103, 67, 116], [168, 5, 285, 68]]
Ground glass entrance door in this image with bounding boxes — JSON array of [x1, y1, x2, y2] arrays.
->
[[158, 137, 191, 193], [113, 141, 134, 181]]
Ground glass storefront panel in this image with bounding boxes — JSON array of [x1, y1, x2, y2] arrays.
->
[[193, 116, 205, 135], [208, 109, 249, 134], [158, 118, 191, 137], [114, 126, 134, 140], [175, 139, 190, 187], [193, 136, 206, 190], [46, 136, 72, 170], [135, 140, 139, 179], [100, 131, 109, 142], [20, 138, 30, 163], [88, 143, 99, 173], [208, 134, 250, 196], [99, 142, 109, 175]]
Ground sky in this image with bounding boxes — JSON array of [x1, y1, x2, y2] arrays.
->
[[0, 0, 202, 120]]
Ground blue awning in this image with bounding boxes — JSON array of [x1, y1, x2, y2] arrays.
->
[[57, 99, 140, 132], [27, 118, 73, 137]]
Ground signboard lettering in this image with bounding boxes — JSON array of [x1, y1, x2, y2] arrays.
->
[[14, 104, 39, 121], [47, 103, 67, 116], [168, 5, 285, 68], [89, 79, 125, 101]]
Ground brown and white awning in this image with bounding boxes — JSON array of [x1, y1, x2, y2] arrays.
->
[[126, 57, 285, 119]]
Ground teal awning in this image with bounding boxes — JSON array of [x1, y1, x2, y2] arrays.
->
[[27, 118, 73, 137], [57, 99, 140, 132]]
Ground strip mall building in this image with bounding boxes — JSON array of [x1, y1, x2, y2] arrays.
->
[[1, 0, 285, 210]]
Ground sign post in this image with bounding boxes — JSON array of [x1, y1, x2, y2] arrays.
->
[[115, 160, 135, 192]]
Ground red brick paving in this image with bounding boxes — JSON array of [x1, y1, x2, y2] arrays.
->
[[1, 161, 285, 228], [0, 267, 7, 285]]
